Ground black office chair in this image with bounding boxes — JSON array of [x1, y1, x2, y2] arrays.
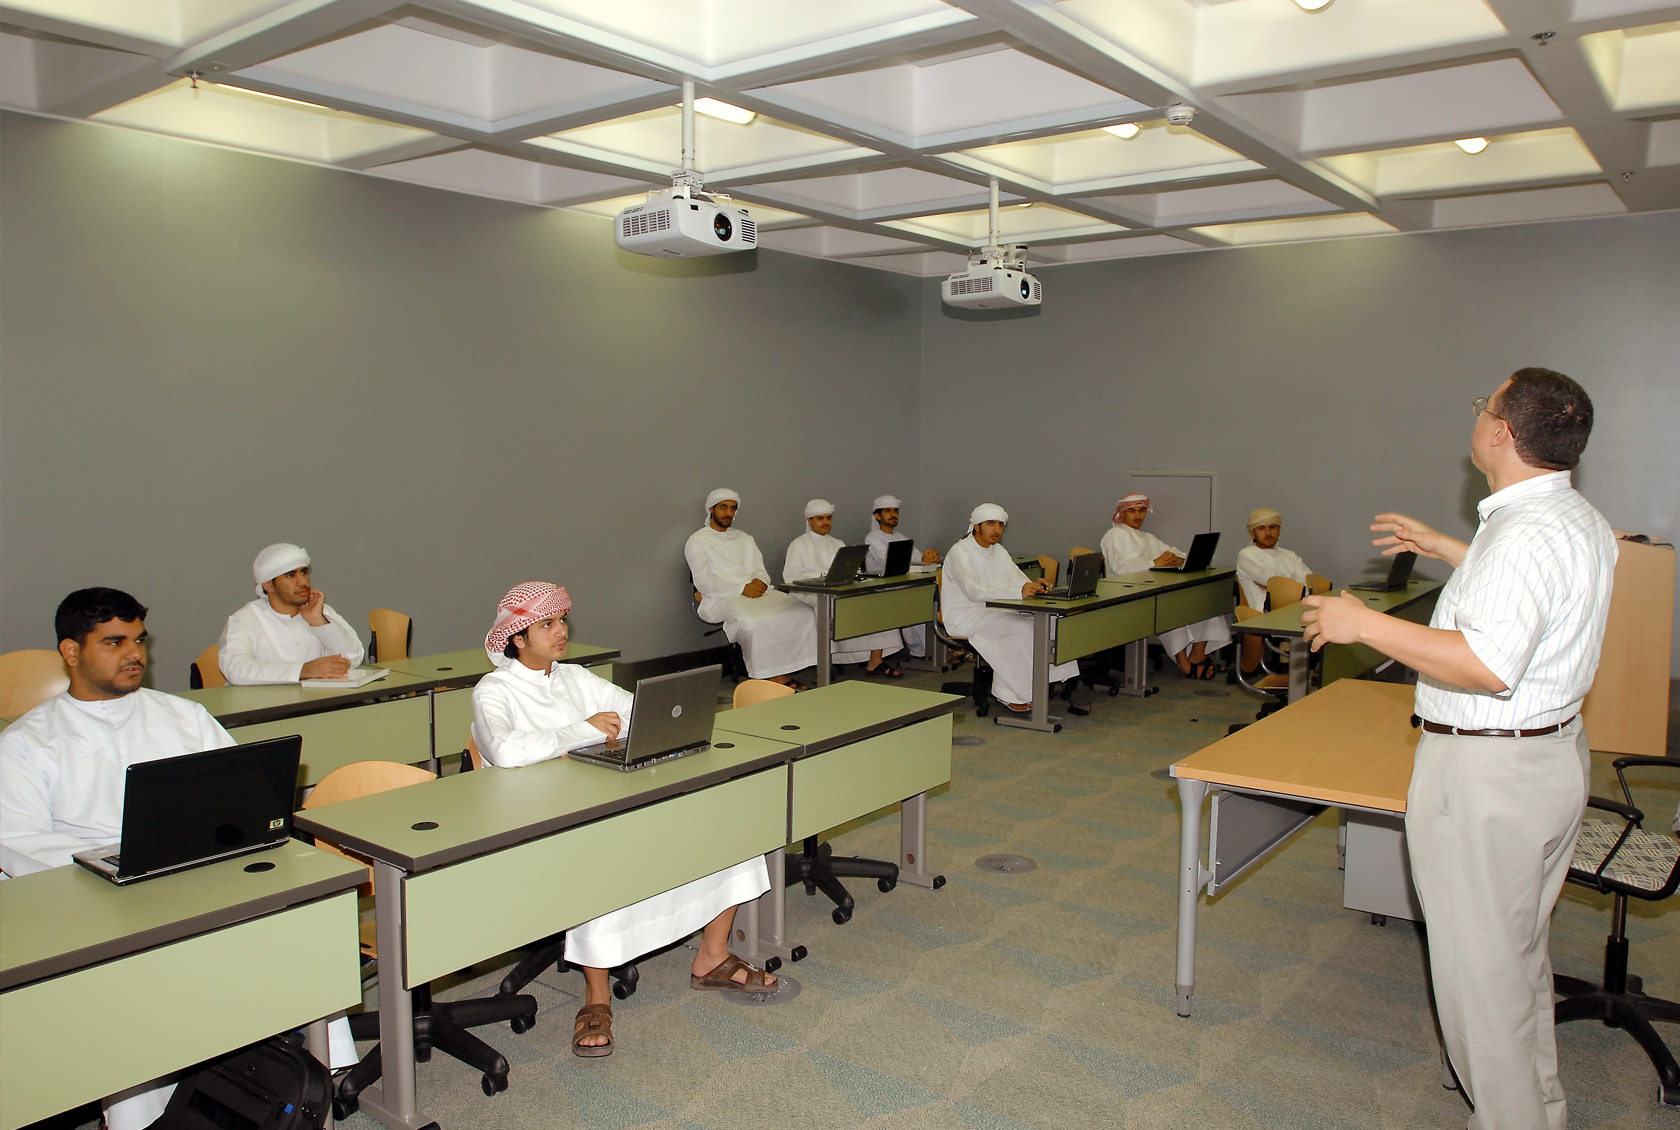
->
[[692, 584, 748, 682], [931, 569, 993, 717], [1554, 755, 1680, 1106]]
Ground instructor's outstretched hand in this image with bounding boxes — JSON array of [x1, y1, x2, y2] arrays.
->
[[1370, 513, 1468, 568]]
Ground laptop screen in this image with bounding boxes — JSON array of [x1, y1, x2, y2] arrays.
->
[[118, 736, 300, 877]]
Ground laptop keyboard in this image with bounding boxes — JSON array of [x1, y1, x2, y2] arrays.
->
[[102, 853, 121, 866]]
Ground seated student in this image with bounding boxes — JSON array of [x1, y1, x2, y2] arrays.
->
[[685, 488, 818, 688], [219, 542, 364, 684], [470, 583, 776, 1057], [784, 499, 906, 677], [1100, 493, 1232, 679], [863, 494, 941, 658], [1235, 507, 1315, 611], [0, 588, 355, 1128], [942, 504, 1080, 713]]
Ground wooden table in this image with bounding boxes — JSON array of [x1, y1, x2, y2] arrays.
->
[[0, 843, 365, 1129], [1230, 579, 1442, 702], [1169, 680, 1422, 1017], [779, 575, 936, 686]]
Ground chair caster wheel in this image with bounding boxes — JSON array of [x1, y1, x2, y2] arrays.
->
[[1659, 1080, 1679, 1106], [481, 1073, 507, 1096], [1370, 914, 1387, 926], [612, 981, 632, 1000], [832, 908, 852, 925], [1108, 687, 1120, 697], [931, 875, 947, 889], [764, 955, 782, 972], [877, 878, 896, 893], [791, 945, 808, 961], [332, 1098, 355, 1120], [509, 1015, 533, 1034]]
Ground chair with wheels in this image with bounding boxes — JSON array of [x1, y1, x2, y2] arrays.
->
[[301, 761, 539, 1115], [0, 649, 70, 717], [735, 680, 899, 925], [189, 644, 226, 690], [932, 569, 994, 717], [457, 737, 641, 1000], [1554, 755, 1680, 1106], [1230, 606, 1290, 727], [693, 587, 747, 682], [367, 608, 413, 664]]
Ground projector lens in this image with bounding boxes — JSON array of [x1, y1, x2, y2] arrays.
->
[[713, 213, 733, 241], [1019, 278, 1031, 299]]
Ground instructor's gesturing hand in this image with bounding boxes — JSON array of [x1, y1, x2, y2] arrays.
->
[[1299, 591, 1372, 651], [1370, 513, 1468, 568]]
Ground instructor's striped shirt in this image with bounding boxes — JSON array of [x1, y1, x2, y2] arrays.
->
[[1414, 470, 1616, 731]]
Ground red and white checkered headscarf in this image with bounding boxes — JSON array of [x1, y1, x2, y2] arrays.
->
[[1112, 493, 1152, 525], [484, 582, 571, 666]]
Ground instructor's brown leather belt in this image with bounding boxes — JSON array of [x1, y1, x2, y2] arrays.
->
[[1409, 714, 1576, 738]]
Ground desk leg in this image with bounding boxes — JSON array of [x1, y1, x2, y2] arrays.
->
[[901, 623, 944, 672], [994, 611, 1060, 733], [815, 594, 834, 688], [357, 861, 435, 1130], [748, 849, 797, 965], [302, 1020, 334, 1130], [897, 792, 946, 890], [424, 692, 441, 776], [1288, 641, 1311, 702], [1116, 638, 1152, 697], [1175, 777, 1210, 1018]]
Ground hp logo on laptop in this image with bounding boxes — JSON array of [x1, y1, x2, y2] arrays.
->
[[671, 705, 682, 718]]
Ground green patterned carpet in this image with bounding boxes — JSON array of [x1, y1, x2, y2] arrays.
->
[[365, 666, 1679, 1130]]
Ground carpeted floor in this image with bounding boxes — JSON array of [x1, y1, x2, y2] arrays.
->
[[347, 664, 1679, 1130]]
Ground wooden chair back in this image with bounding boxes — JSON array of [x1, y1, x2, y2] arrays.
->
[[1306, 573, 1332, 596], [734, 679, 795, 708], [464, 734, 485, 771], [368, 608, 412, 663], [1234, 596, 1262, 673], [1036, 555, 1059, 587], [301, 761, 437, 924], [1267, 576, 1307, 610], [0, 649, 70, 716], [190, 644, 226, 689], [1069, 546, 1094, 559]]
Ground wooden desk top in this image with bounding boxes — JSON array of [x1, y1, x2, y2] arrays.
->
[[1230, 579, 1443, 638], [0, 842, 363, 990], [780, 574, 935, 596], [180, 669, 437, 727], [293, 727, 798, 873], [377, 643, 618, 687], [1171, 680, 1418, 813], [714, 681, 961, 756]]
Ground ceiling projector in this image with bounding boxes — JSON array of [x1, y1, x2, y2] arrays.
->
[[615, 188, 756, 257], [942, 253, 1041, 310]]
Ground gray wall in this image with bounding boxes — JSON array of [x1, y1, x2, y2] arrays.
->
[[919, 211, 1680, 673], [0, 112, 923, 690]]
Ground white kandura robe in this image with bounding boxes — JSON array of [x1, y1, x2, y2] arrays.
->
[[472, 660, 770, 967], [864, 525, 928, 657], [941, 535, 1079, 705], [0, 690, 357, 1127], [219, 598, 365, 684], [784, 531, 905, 665], [1099, 525, 1232, 657], [1235, 544, 1312, 611], [686, 525, 818, 679]]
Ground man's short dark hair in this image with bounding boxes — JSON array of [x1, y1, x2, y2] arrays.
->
[[55, 588, 148, 646], [503, 631, 526, 660], [1496, 367, 1594, 471]]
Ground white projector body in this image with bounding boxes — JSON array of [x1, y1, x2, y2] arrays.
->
[[941, 262, 1042, 309], [615, 190, 757, 257]]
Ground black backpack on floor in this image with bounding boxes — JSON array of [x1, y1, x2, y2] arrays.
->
[[151, 1031, 331, 1130]]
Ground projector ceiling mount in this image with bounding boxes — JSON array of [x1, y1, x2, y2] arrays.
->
[[940, 179, 1042, 309], [613, 80, 758, 258]]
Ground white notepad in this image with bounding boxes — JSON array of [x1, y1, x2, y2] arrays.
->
[[302, 665, 392, 689]]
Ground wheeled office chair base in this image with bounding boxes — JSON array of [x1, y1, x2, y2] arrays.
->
[[337, 989, 537, 1116], [497, 934, 640, 1001], [787, 836, 898, 925], [1556, 954, 1680, 1106]]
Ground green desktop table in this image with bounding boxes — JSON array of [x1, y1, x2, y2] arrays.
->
[[0, 843, 364, 1130], [1231, 579, 1442, 702], [293, 726, 796, 1130], [780, 574, 936, 686], [987, 568, 1236, 732], [714, 681, 960, 964]]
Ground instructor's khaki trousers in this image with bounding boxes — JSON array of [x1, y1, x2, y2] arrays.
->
[[1405, 720, 1589, 1130]]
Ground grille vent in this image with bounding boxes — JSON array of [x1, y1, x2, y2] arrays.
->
[[948, 275, 995, 296], [1026, 278, 1041, 300], [621, 208, 672, 238], [739, 216, 757, 244]]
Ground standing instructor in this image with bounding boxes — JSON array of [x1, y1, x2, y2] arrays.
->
[[1301, 367, 1614, 1130]]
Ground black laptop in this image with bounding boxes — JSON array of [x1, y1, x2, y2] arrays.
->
[[1037, 551, 1104, 600], [822, 544, 871, 586], [74, 735, 302, 885], [878, 539, 914, 578], [570, 666, 718, 771], [1150, 531, 1220, 573], [1349, 551, 1417, 592]]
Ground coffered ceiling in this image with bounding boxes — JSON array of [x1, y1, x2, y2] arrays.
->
[[3, 0, 1676, 275]]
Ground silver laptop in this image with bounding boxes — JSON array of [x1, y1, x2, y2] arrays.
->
[[822, 544, 871, 586], [1150, 531, 1220, 573], [74, 735, 302, 885], [569, 665, 720, 771], [1036, 551, 1103, 600]]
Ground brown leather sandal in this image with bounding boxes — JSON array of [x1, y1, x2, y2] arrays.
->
[[572, 1003, 613, 1057], [690, 954, 777, 994]]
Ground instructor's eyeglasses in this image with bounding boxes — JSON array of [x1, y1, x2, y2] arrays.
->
[[1471, 396, 1504, 422]]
